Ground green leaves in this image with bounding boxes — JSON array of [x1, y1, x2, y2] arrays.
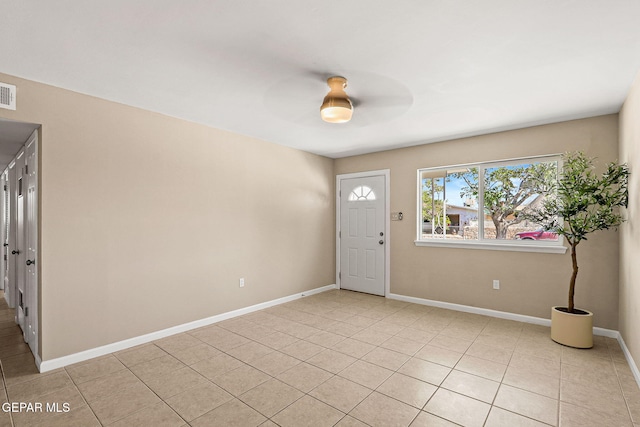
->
[[421, 178, 446, 224], [520, 151, 629, 313], [527, 152, 629, 246], [451, 162, 557, 239]]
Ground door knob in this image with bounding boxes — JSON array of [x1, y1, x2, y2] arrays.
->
[[11, 250, 19, 255], [379, 240, 384, 245], [26, 260, 35, 266]]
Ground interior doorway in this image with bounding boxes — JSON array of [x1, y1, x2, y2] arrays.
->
[[0, 119, 40, 363]]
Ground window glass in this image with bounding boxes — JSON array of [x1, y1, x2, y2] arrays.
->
[[483, 161, 558, 241], [418, 156, 559, 245], [421, 169, 478, 240], [349, 185, 376, 201]]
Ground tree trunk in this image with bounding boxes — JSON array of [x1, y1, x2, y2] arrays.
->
[[492, 215, 508, 239], [568, 242, 578, 313]]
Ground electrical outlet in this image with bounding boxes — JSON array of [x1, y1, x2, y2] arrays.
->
[[239, 278, 245, 288], [493, 279, 500, 290]]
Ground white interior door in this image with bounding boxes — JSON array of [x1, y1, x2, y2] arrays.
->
[[339, 175, 386, 296], [25, 135, 38, 355], [15, 151, 26, 336], [5, 161, 16, 309], [1, 171, 7, 292]]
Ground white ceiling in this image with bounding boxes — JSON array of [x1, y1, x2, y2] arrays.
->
[[1, 1, 640, 158]]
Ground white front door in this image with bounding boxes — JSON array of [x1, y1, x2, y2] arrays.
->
[[339, 175, 386, 296]]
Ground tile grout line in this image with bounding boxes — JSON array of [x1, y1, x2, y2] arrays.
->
[[0, 294, 17, 427], [202, 304, 383, 425], [20, 290, 636, 427], [611, 346, 638, 425], [101, 355, 190, 427], [0, 359, 15, 427], [252, 302, 443, 425], [299, 296, 561, 426], [120, 340, 241, 426], [65, 347, 187, 426], [63, 366, 105, 426], [131, 332, 333, 425]]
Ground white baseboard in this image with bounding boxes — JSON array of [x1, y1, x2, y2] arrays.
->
[[40, 284, 639, 392], [39, 284, 337, 373], [617, 333, 640, 389], [387, 292, 639, 388], [388, 292, 558, 327], [386, 293, 619, 338]]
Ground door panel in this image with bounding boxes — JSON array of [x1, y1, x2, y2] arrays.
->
[[365, 249, 376, 279], [25, 137, 38, 355], [15, 152, 26, 337], [1, 172, 7, 292], [365, 208, 376, 236], [348, 209, 358, 236], [5, 161, 17, 309], [339, 175, 385, 296]]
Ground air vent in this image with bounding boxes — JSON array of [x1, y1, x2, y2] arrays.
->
[[0, 82, 16, 110]]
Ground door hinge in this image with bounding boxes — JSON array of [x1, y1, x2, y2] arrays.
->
[[339, 272, 341, 279], [3, 184, 6, 191], [24, 307, 28, 317], [25, 165, 28, 174]]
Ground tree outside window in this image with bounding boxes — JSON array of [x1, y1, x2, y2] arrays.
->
[[419, 156, 559, 242]]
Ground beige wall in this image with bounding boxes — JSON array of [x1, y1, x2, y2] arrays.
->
[[0, 70, 628, 362], [336, 115, 621, 329], [0, 73, 335, 360], [619, 72, 640, 367]]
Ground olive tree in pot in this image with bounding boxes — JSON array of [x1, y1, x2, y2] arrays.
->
[[523, 152, 629, 348]]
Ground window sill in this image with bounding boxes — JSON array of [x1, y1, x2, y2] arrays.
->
[[414, 239, 567, 254]]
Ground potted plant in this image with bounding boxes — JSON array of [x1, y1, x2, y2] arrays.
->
[[523, 151, 629, 348]]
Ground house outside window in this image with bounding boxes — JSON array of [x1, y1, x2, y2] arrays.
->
[[416, 155, 566, 253]]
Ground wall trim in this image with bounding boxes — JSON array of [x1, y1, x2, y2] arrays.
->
[[617, 333, 640, 389], [387, 292, 639, 388], [34, 353, 42, 371], [387, 292, 618, 337], [40, 284, 639, 392], [414, 239, 568, 254], [39, 284, 337, 373]]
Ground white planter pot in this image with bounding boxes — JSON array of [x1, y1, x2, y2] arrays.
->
[[550, 306, 593, 348]]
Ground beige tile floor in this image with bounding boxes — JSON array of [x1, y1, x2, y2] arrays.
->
[[1, 289, 639, 426]]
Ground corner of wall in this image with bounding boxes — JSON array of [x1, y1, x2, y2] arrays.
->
[[618, 67, 640, 381]]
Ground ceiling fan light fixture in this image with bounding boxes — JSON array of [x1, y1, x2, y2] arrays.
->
[[320, 76, 353, 123]]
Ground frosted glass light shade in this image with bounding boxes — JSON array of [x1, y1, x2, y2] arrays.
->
[[320, 103, 352, 123], [320, 76, 353, 123]]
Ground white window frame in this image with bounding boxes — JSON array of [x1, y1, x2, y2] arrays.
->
[[415, 154, 567, 254]]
